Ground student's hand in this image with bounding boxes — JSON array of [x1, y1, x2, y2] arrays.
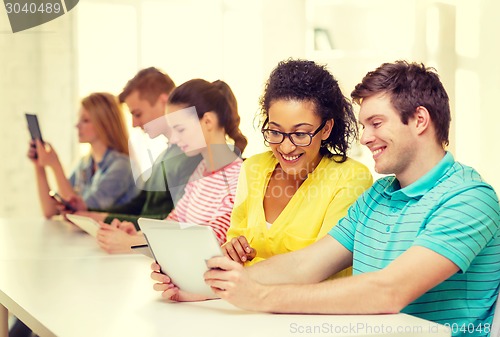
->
[[222, 236, 256, 264], [96, 220, 136, 254], [35, 140, 59, 168], [204, 256, 267, 311], [67, 195, 87, 212], [150, 262, 217, 302], [27, 140, 38, 164], [57, 203, 75, 217], [116, 220, 137, 235], [57, 195, 85, 217]]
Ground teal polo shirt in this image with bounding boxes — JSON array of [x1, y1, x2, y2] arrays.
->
[[330, 152, 500, 336]]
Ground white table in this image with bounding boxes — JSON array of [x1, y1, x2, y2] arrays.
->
[[0, 218, 451, 337]]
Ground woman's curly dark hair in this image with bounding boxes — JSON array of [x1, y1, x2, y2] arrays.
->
[[259, 59, 358, 162]]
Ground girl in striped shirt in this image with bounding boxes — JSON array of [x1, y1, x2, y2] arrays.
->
[[164, 79, 246, 244]]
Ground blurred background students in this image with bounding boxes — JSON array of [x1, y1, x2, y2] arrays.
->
[[79, 67, 201, 227], [96, 78, 247, 253], [28, 92, 137, 218], [164, 79, 246, 244], [18, 91, 137, 337], [222, 59, 372, 269]]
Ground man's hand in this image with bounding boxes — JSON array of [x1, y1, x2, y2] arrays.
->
[[115, 220, 138, 235], [204, 256, 269, 311], [97, 220, 136, 253]]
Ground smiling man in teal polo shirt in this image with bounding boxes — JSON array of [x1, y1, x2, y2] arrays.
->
[[152, 61, 499, 337]]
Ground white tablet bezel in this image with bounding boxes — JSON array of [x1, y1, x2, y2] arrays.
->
[[137, 217, 223, 297]]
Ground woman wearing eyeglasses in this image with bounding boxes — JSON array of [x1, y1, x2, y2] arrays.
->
[[222, 59, 373, 274]]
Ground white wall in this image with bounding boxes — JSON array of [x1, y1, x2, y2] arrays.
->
[[0, 11, 77, 217], [454, 0, 500, 191]]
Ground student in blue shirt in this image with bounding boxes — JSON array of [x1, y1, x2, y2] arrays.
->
[[152, 61, 500, 336], [18, 92, 139, 337], [28, 92, 138, 217]]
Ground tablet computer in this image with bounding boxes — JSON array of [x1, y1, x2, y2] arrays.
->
[[66, 214, 100, 237], [25, 113, 44, 142], [137, 217, 223, 297]]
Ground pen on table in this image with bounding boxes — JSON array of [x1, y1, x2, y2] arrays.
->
[[131, 244, 148, 249]]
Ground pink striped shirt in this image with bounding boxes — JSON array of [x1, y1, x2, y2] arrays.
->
[[167, 158, 243, 244]]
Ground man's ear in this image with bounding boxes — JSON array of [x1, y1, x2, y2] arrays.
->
[[157, 93, 169, 105], [321, 119, 334, 141], [414, 106, 431, 135]]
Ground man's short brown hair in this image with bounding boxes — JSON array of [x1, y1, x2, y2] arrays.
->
[[119, 67, 175, 105]]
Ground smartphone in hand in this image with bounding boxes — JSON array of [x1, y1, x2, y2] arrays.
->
[[25, 113, 44, 159], [49, 190, 77, 212]]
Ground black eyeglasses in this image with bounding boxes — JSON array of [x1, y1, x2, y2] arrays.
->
[[261, 120, 326, 147]]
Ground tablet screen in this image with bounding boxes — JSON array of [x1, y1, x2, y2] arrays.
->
[[138, 218, 223, 296], [25, 113, 44, 142]]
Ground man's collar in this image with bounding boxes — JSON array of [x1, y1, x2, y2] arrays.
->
[[383, 152, 454, 199]]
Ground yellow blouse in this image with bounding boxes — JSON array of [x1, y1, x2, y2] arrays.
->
[[226, 151, 373, 276]]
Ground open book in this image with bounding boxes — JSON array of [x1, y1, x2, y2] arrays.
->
[[137, 218, 223, 297]]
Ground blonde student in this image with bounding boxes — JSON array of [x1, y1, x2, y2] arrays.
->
[[28, 92, 137, 218]]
